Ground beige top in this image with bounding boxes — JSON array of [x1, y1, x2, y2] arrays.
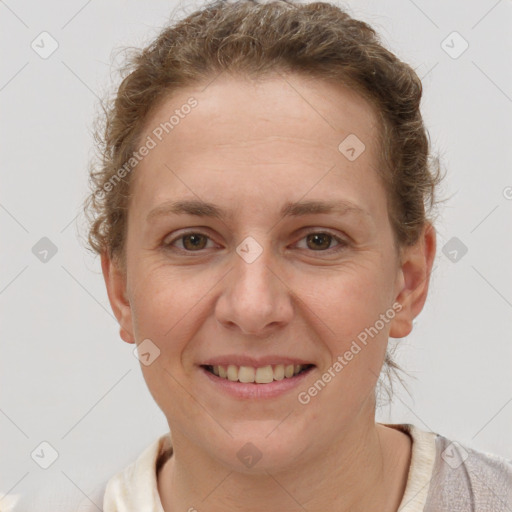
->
[[3, 422, 509, 510], [101, 423, 437, 512]]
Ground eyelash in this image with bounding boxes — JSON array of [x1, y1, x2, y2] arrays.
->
[[163, 230, 349, 255]]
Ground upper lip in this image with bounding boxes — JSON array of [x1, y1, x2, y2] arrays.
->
[[201, 355, 315, 368]]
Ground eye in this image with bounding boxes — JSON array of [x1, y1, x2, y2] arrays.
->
[[163, 229, 348, 254], [294, 231, 348, 253], [164, 231, 217, 252]]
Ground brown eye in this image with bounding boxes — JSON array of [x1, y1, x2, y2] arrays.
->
[[305, 233, 333, 250], [164, 231, 214, 252], [294, 230, 348, 254], [181, 233, 209, 250]]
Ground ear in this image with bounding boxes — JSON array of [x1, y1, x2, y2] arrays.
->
[[101, 251, 136, 344], [389, 223, 436, 338]]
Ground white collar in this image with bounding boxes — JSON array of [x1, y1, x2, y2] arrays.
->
[[103, 423, 437, 511]]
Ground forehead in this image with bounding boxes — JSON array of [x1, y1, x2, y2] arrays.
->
[[131, 73, 385, 219], [141, 73, 380, 156]]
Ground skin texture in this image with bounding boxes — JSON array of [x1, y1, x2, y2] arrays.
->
[[102, 72, 436, 512]]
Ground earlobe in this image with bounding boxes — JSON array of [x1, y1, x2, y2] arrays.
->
[[100, 251, 136, 344], [389, 224, 436, 339]]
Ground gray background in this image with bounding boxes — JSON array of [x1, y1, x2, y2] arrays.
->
[[1, 0, 511, 510]]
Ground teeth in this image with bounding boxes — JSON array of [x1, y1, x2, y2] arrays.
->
[[227, 365, 238, 382], [255, 365, 274, 383], [273, 364, 285, 380], [208, 363, 309, 383], [238, 366, 255, 383]]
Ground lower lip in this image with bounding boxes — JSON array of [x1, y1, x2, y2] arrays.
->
[[199, 366, 315, 400]]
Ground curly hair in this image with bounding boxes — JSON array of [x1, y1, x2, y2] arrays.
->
[[82, 0, 444, 403]]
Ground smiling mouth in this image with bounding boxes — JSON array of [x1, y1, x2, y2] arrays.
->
[[201, 364, 315, 384]]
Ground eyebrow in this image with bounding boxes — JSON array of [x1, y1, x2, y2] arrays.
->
[[146, 199, 371, 223]]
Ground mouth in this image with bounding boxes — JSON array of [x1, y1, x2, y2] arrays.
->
[[201, 363, 315, 384]]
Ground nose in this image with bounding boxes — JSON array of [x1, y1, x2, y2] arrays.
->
[[215, 240, 294, 336]]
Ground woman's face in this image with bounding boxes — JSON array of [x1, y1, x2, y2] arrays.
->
[[104, 73, 424, 471]]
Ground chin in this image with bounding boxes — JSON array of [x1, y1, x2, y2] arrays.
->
[[207, 427, 307, 473]]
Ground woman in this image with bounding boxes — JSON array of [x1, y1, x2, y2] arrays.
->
[[83, 0, 512, 510]]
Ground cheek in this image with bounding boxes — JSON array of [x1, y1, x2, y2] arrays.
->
[[128, 266, 195, 351], [294, 260, 393, 398], [129, 269, 202, 410], [296, 260, 393, 340]]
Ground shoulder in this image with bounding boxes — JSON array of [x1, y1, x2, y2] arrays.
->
[[385, 422, 512, 512], [425, 431, 512, 511], [74, 432, 171, 512], [99, 432, 171, 512]]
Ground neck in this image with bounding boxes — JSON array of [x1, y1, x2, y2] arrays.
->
[[158, 413, 411, 512]]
